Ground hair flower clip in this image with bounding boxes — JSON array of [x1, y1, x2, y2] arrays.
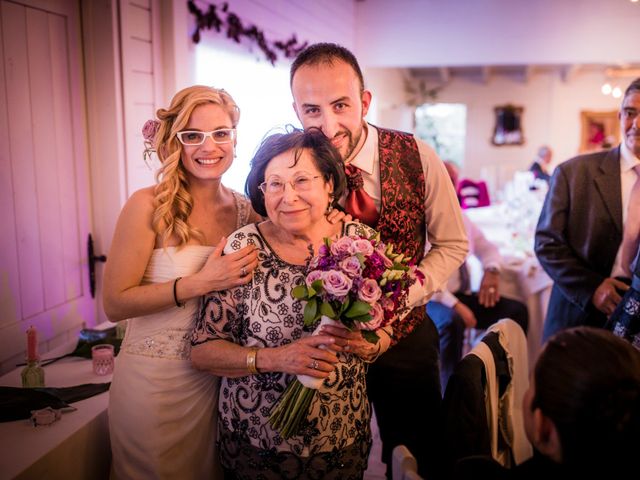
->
[[142, 119, 161, 171], [142, 119, 160, 143]]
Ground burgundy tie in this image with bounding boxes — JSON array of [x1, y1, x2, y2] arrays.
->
[[344, 164, 379, 227], [620, 165, 640, 277]]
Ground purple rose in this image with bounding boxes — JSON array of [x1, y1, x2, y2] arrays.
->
[[361, 303, 385, 331], [339, 256, 362, 277], [305, 270, 324, 287], [142, 119, 160, 143], [373, 250, 394, 268], [358, 278, 382, 303], [330, 236, 354, 257], [350, 239, 374, 256], [322, 270, 352, 298]]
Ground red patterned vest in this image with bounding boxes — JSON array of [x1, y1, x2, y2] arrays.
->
[[375, 126, 428, 343]]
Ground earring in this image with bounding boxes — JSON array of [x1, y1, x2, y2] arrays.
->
[[326, 194, 334, 215]]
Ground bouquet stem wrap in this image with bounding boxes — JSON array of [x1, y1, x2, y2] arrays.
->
[[268, 316, 337, 438]]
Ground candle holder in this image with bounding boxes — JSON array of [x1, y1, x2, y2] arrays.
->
[[21, 359, 45, 388], [92, 344, 115, 376]]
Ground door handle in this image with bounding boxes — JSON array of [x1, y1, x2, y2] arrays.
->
[[87, 234, 107, 298]]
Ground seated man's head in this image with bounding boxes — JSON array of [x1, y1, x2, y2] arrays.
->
[[536, 145, 553, 166], [523, 327, 640, 473]]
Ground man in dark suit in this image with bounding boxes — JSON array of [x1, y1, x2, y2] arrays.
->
[[535, 78, 640, 340]]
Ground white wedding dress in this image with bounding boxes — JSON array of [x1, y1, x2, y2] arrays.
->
[[109, 192, 251, 479]]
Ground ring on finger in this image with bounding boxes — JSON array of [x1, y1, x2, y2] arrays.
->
[[311, 360, 319, 370], [241, 267, 247, 276]]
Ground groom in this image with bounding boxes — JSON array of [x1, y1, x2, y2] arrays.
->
[[289, 43, 468, 478]]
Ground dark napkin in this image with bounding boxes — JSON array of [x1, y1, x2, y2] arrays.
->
[[0, 383, 110, 422]]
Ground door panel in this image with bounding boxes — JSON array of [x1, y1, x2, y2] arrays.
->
[[0, 0, 94, 367]]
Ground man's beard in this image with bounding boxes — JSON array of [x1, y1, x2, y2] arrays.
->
[[339, 127, 363, 163]]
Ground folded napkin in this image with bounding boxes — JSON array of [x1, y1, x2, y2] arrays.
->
[[0, 383, 110, 422]]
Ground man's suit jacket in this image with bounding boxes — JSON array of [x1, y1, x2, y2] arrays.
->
[[535, 147, 622, 339]]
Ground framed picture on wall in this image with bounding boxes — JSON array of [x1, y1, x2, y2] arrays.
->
[[491, 104, 524, 146], [579, 110, 620, 153]]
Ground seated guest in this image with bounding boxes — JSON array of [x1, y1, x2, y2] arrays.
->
[[529, 146, 553, 183], [455, 326, 640, 478], [427, 161, 529, 389], [190, 129, 394, 480]]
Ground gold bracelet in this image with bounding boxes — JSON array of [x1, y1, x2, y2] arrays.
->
[[246, 347, 259, 375]]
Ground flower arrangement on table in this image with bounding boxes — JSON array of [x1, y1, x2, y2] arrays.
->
[[268, 232, 421, 438]]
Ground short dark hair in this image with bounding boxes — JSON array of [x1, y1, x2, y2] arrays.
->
[[290, 43, 365, 94], [623, 77, 640, 101], [245, 127, 347, 217], [533, 327, 640, 473]]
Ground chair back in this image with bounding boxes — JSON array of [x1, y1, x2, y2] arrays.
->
[[392, 444, 424, 480], [457, 179, 491, 209]]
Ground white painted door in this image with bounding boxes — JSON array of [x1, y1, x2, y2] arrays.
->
[[0, 0, 95, 366]]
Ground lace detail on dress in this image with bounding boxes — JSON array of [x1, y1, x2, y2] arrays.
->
[[123, 328, 192, 360], [232, 190, 252, 229]]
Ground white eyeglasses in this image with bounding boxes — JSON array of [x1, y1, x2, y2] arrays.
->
[[176, 128, 236, 146], [259, 175, 322, 195]]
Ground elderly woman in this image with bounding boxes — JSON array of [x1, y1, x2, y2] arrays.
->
[[191, 129, 392, 479]]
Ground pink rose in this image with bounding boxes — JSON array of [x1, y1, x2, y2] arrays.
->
[[142, 119, 160, 143], [322, 270, 352, 298], [305, 270, 323, 287], [350, 239, 374, 256], [339, 256, 362, 277], [361, 303, 385, 330], [330, 236, 354, 257], [358, 278, 382, 303]]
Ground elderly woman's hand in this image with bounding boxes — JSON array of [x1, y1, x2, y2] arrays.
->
[[320, 323, 387, 363], [265, 335, 340, 378]]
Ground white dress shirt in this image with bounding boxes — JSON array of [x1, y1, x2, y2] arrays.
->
[[346, 123, 469, 309], [611, 142, 640, 278], [430, 214, 502, 308]]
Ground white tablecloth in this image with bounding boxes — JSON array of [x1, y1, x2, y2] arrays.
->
[[0, 339, 112, 480], [465, 205, 552, 367]]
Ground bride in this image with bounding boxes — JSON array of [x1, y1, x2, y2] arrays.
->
[[103, 85, 261, 478]]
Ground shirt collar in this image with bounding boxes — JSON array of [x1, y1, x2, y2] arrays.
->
[[348, 123, 376, 175], [620, 141, 640, 172]]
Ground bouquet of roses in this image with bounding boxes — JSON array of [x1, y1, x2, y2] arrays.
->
[[268, 232, 421, 438]]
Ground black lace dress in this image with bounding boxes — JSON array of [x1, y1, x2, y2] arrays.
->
[[192, 222, 373, 479]]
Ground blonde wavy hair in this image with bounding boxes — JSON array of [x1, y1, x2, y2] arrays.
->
[[152, 85, 240, 248]]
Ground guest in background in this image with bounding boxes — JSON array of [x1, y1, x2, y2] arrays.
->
[[191, 129, 392, 480], [289, 42, 468, 479], [535, 78, 640, 340], [528, 146, 553, 183], [455, 326, 640, 478], [104, 86, 261, 479], [428, 161, 529, 389]]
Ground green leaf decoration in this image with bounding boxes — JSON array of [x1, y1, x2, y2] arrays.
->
[[303, 299, 318, 326], [351, 313, 373, 323], [320, 302, 336, 318], [361, 330, 380, 344], [292, 284, 308, 300], [344, 300, 371, 318]]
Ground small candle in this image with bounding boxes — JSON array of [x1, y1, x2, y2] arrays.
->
[[26, 326, 38, 361]]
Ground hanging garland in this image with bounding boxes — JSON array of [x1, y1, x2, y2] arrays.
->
[[187, 1, 308, 65]]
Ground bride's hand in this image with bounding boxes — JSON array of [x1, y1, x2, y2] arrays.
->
[[194, 238, 259, 292]]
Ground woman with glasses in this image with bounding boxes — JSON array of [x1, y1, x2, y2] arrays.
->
[[191, 129, 393, 480], [104, 85, 263, 479]]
